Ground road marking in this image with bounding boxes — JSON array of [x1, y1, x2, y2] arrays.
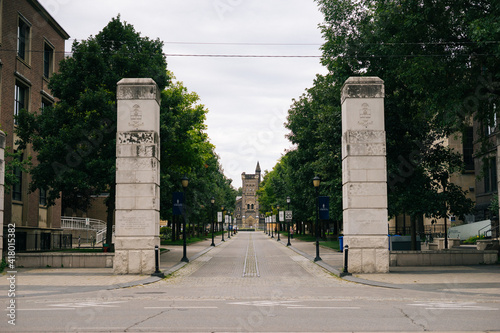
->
[[287, 306, 360, 309], [50, 301, 125, 308], [17, 308, 75, 311], [243, 233, 260, 277], [409, 302, 498, 311], [229, 300, 299, 307], [144, 306, 218, 309]]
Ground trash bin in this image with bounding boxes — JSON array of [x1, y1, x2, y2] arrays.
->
[[339, 236, 343, 252]]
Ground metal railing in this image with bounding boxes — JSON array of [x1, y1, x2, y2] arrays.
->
[[481, 224, 499, 238], [61, 216, 107, 244]]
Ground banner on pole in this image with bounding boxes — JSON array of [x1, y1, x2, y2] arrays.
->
[[217, 212, 222, 223], [319, 196, 329, 220], [173, 192, 184, 216]]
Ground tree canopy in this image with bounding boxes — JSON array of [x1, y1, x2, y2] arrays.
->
[[260, 0, 500, 234], [16, 16, 236, 243]]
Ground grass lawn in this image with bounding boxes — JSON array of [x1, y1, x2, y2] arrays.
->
[[281, 233, 340, 251]]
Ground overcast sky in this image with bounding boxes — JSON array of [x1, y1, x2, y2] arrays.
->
[[39, 0, 328, 188]]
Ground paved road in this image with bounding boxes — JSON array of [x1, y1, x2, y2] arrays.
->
[[2, 232, 500, 332]]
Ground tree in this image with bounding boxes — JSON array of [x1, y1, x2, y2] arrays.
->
[[312, 0, 482, 231], [16, 16, 169, 245], [159, 76, 236, 235]]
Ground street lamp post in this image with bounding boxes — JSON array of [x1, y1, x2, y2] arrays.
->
[[181, 176, 189, 263], [277, 205, 281, 241], [221, 206, 225, 242], [228, 211, 231, 239], [210, 197, 215, 246], [313, 176, 322, 262], [271, 214, 274, 238], [286, 196, 291, 246]]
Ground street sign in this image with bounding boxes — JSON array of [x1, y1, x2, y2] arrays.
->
[[279, 211, 284, 221], [319, 196, 329, 220], [217, 212, 222, 223], [173, 192, 184, 216], [285, 210, 293, 221]]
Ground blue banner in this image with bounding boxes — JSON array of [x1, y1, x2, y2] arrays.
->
[[173, 192, 184, 216], [318, 196, 329, 220]]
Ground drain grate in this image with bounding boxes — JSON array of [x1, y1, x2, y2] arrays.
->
[[243, 234, 260, 277]]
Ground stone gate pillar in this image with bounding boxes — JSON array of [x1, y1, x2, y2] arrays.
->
[[114, 78, 161, 274], [341, 77, 389, 273]]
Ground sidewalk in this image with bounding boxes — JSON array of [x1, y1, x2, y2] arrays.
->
[[277, 232, 500, 295], [0, 233, 229, 297]]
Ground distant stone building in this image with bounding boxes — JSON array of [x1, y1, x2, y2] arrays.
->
[[1, 0, 69, 251], [235, 162, 261, 229]]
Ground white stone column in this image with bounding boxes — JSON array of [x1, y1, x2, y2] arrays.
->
[[114, 78, 161, 275], [0, 131, 5, 259], [341, 77, 389, 273]]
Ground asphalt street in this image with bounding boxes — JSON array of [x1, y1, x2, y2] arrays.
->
[[1, 231, 500, 332]]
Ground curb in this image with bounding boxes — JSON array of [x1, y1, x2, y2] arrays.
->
[[111, 239, 230, 290], [274, 237, 403, 290]]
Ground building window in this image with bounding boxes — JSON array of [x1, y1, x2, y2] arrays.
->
[[17, 17, 31, 61], [485, 110, 498, 136], [41, 98, 52, 114], [14, 83, 28, 124], [484, 158, 497, 193], [39, 188, 47, 206], [463, 126, 474, 171], [43, 42, 54, 78], [12, 152, 23, 201]]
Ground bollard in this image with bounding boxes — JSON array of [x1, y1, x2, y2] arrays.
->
[[152, 245, 165, 278], [341, 245, 351, 277]]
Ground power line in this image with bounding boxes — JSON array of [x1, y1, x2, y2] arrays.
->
[[164, 54, 321, 58], [2, 49, 497, 58]]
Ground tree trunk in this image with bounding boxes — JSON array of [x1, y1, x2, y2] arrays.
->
[[171, 215, 176, 242], [105, 187, 115, 246], [410, 214, 417, 251]]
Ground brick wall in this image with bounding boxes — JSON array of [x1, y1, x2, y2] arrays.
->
[[1, 0, 68, 229]]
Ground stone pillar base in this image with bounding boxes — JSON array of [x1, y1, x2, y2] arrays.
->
[[113, 236, 159, 274], [114, 248, 155, 275], [344, 235, 389, 273]]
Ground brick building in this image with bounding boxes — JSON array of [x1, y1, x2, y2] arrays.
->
[[1, 0, 69, 251]]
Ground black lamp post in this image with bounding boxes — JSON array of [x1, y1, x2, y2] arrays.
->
[[228, 211, 231, 239], [210, 197, 215, 246], [181, 176, 189, 263], [271, 213, 274, 238], [221, 206, 225, 242], [277, 205, 281, 241], [286, 196, 291, 246], [267, 216, 270, 235], [313, 176, 322, 262]]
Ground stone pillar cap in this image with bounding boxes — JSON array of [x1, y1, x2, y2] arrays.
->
[[117, 78, 158, 85], [117, 78, 160, 104], [341, 76, 384, 103]]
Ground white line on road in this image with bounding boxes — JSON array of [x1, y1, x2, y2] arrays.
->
[[409, 302, 498, 311], [144, 306, 218, 309], [16, 308, 76, 311], [287, 306, 360, 309]]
